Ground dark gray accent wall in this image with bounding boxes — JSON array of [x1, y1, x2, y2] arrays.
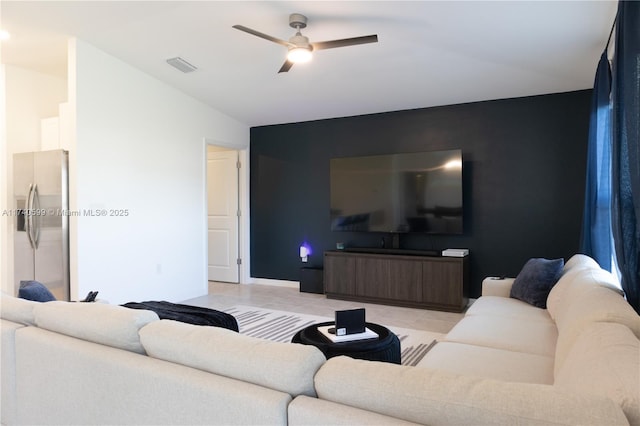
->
[[250, 90, 591, 298]]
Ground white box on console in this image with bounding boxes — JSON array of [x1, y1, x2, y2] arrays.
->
[[442, 248, 469, 257]]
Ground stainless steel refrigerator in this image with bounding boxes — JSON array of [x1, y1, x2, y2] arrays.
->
[[13, 150, 69, 300]]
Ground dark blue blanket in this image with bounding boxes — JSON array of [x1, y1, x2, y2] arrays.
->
[[122, 301, 238, 332]]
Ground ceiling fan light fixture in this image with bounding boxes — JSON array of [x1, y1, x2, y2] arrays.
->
[[287, 46, 312, 63], [233, 12, 378, 73]]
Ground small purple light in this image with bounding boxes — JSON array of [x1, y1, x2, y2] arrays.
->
[[299, 242, 312, 257]]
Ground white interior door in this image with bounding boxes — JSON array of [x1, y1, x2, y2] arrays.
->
[[207, 147, 239, 283]]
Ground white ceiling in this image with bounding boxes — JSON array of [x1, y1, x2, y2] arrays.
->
[[1, 1, 617, 127]]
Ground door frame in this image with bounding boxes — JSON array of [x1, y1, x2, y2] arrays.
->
[[203, 138, 250, 284]]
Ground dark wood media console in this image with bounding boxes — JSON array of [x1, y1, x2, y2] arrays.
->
[[324, 250, 469, 313]]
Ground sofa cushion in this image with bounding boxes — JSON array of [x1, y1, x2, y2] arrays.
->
[[547, 266, 596, 321], [555, 278, 640, 336], [549, 266, 624, 324], [33, 301, 159, 354], [555, 322, 639, 426], [510, 258, 564, 308], [15, 326, 292, 426], [563, 253, 600, 272], [139, 319, 326, 397], [288, 395, 420, 426], [444, 314, 558, 357], [0, 293, 37, 326], [417, 341, 554, 384], [17, 280, 56, 302], [554, 283, 640, 375], [466, 296, 554, 323], [314, 356, 628, 425], [1, 319, 24, 425]]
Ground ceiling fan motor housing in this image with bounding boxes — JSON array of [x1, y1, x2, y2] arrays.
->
[[289, 13, 308, 29]]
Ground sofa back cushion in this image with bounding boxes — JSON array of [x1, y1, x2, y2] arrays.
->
[[555, 322, 639, 426], [547, 255, 615, 320], [0, 293, 37, 326], [547, 269, 587, 322], [554, 281, 640, 375], [563, 254, 600, 272], [548, 266, 624, 323], [139, 319, 326, 397], [33, 301, 159, 354], [314, 356, 628, 425]]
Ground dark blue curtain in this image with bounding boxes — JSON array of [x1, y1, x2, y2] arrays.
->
[[611, 0, 640, 313], [580, 51, 612, 270]]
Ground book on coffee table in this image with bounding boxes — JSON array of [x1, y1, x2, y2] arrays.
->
[[317, 325, 379, 343]]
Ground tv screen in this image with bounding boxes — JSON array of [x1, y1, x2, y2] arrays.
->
[[330, 149, 463, 234]]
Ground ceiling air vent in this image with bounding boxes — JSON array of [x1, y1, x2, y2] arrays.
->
[[166, 57, 198, 73]]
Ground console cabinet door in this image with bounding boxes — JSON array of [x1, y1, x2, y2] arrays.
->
[[324, 253, 357, 296], [356, 257, 421, 301], [422, 259, 464, 307]]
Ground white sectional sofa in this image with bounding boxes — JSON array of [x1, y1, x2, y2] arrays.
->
[[295, 254, 640, 425], [2, 254, 639, 425], [0, 299, 325, 425]]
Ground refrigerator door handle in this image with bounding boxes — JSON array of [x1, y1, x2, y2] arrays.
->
[[26, 183, 35, 249], [31, 184, 41, 249]]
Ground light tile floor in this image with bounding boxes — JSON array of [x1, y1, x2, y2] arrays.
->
[[182, 281, 465, 334]]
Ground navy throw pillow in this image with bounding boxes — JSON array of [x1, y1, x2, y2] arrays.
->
[[510, 258, 564, 309], [18, 280, 56, 302]]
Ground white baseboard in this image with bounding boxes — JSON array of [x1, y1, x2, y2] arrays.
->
[[249, 277, 299, 289]]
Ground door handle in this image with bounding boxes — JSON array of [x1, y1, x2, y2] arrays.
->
[[31, 184, 40, 249], [26, 183, 35, 249]]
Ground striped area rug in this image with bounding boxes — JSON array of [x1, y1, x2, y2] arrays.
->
[[223, 305, 442, 367]]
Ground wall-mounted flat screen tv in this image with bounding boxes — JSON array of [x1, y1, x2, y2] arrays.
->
[[330, 149, 463, 234]]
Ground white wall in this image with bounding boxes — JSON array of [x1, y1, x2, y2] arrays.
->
[[69, 39, 249, 304], [4, 65, 67, 153], [1, 65, 67, 294], [1, 65, 6, 294]]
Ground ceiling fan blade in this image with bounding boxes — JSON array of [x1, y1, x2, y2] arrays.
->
[[312, 34, 378, 50], [232, 25, 293, 48], [278, 60, 294, 73]]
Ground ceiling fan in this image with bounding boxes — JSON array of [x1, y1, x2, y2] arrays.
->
[[233, 13, 378, 73]]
